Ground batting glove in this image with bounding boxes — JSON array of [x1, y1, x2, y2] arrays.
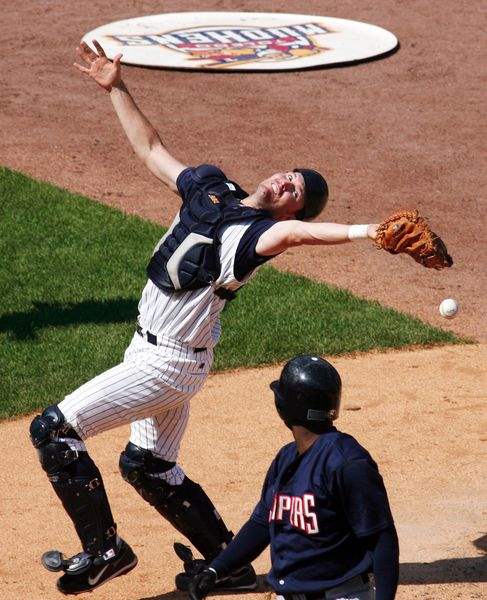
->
[[189, 567, 218, 600]]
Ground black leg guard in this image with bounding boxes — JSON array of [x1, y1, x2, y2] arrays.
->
[[30, 405, 117, 558], [120, 442, 232, 560]]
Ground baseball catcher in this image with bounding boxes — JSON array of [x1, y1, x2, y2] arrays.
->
[[374, 209, 453, 269], [30, 39, 452, 597]]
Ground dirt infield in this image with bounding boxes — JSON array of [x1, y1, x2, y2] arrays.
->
[[1, 1, 486, 599], [1, 345, 485, 599]]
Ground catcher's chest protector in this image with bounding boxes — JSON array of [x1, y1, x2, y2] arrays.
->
[[147, 181, 268, 293]]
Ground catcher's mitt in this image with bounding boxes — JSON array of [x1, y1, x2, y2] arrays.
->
[[374, 210, 453, 269]]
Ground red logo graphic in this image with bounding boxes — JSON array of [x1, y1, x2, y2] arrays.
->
[[110, 23, 332, 68]]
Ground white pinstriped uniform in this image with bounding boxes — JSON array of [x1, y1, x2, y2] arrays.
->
[[59, 217, 260, 483]]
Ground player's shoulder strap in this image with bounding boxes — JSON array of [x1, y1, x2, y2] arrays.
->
[[183, 164, 248, 204]]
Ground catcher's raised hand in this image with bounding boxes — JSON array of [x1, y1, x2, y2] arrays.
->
[[74, 40, 122, 91], [374, 209, 453, 269]]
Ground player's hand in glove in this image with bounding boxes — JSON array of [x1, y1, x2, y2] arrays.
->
[[374, 209, 453, 269], [189, 567, 218, 600]]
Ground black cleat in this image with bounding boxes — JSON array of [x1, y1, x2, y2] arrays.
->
[[173, 542, 208, 584], [55, 538, 138, 595], [174, 542, 195, 564], [42, 550, 92, 574], [175, 563, 257, 592]]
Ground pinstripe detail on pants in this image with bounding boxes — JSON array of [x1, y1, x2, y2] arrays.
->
[[58, 333, 212, 461], [57, 219, 259, 463]]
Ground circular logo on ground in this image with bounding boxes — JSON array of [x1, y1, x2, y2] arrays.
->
[[82, 12, 398, 71]]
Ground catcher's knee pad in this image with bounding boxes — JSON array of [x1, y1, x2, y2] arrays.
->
[[119, 442, 180, 503], [119, 442, 232, 560], [30, 405, 83, 474], [30, 405, 117, 557]]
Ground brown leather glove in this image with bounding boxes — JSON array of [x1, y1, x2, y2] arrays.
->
[[374, 210, 453, 269]]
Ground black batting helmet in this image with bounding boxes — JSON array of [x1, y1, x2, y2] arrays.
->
[[270, 355, 341, 433]]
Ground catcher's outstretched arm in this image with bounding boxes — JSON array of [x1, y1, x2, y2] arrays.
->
[[109, 82, 186, 191], [255, 221, 378, 256]]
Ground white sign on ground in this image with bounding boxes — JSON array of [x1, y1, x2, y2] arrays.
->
[[82, 12, 398, 71]]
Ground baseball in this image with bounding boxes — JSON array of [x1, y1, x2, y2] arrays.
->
[[439, 298, 459, 319]]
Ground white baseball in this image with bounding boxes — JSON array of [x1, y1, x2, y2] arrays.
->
[[439, 298, 459, 319]]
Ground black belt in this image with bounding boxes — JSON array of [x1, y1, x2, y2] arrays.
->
[[136, 325, 206, 353], [214, 287, 237, 301]]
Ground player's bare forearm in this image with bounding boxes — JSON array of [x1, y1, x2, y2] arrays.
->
[[74, 39, 186, 190], [294, 222, 378, 245], [109, 82, 185, 190], [109, 81, 160, 159], [256, 221, 378, 256]]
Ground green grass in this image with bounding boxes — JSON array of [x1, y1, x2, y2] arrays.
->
[[214, 267, 461, 369], [0, 167, 461, 418]]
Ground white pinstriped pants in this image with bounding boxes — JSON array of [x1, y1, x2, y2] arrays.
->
[[59, 333, 213, 463]]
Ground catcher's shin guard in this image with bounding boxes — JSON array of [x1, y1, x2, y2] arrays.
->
[[119, 442, 233, 560], [30, 405, 117, 557]]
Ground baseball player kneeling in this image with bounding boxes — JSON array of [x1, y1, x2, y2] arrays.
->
[[189, 356, 399, 600]]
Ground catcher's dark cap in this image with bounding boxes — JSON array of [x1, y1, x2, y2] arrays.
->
[[294, 168, 328, 220]]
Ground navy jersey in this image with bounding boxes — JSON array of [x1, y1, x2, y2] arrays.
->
[[251, 428, 394, 593], [234, 218, 277, 279]]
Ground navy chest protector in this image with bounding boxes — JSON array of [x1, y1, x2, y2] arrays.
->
[[147, 172, 269, 295]]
